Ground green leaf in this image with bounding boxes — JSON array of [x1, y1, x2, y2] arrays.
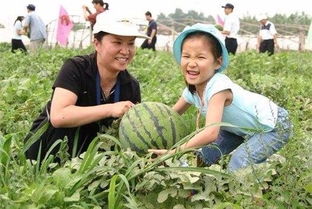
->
[[52, 167, 72, 188], [64, 191, 80, 202], [157, 189, 169, 203], [23, 118, 49, 153], [78, 137, 103, 174], [213, 202, 242, 209], [173, 204, 186, 209], [108, 175, 118, 209], [156, 166, 230, 178], [304, 183, 312, 193], [0, 136, 12, 166]]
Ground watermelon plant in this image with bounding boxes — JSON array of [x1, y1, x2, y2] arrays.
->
[[0, 47, 311, 208]]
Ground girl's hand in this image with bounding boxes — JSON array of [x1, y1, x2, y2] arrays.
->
[[148, 149, 175, 156]]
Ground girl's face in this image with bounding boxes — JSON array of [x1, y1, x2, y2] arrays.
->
[[94, 34, 136, 73], [181, 35, 221, 91]]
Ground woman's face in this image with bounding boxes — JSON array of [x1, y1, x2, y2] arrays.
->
[[93, 3, 102, 11], [94, 34, 136, 73], [181, 35, 221, 90]]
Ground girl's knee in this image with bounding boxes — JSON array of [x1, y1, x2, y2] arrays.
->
[[196, 145, 223, 166], [227, 149, 250, 172]]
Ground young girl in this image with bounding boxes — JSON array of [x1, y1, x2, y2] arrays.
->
[[11, 16, 27, 53], [149, 24, 292, 172]]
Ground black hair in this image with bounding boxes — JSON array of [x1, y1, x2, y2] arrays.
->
[[145, 11, 152, 17], [92, 0, 104, 7], [104, 2, 109, 9], [26, 4, 35, 11], [94, 31, 108, 41], [14, 16, 24, 25], [182, 31, 222, 94]]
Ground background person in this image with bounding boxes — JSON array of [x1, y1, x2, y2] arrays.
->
[[82, 0, 109, 30], [140, 11, 157, 51], [257, 14, 278, 55], [23, 4, 47, 53], [149, 24, 292, 172], [221, 3, 240, 55], [24, 14, 147, 162], [11, 16, 27, 53]]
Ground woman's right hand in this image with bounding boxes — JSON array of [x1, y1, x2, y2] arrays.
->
[[109, 101, 135, 118]]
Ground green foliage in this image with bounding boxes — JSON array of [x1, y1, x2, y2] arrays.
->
[[0, 42, 11, 53], [157, 11, 311, 35], [157, 9, 215, 32], [0, 47, 92, 136], [0, 48, 311, 208]]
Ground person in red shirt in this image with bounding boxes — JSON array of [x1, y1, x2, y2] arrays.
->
[[82, 0, 109, 29]]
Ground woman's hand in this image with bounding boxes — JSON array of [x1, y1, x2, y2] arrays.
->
[[109, 101, 135, 118], [50, 88, 135, 128]]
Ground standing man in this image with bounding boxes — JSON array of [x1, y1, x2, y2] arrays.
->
[[221, 3, 240, 55], [257, 14, 278, 56], [82, 0, 109, 30], [141, 11, 157, 51], [23, 4, 47, 53]]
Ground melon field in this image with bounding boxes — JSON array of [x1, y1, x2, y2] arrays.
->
[[0, 43, 311, 208]]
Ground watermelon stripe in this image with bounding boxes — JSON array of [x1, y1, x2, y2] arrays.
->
[[144, 103, 168, 148], [119, 123, 144, 153], [154, 103, 170, 148], [161, 104, 178, 145], [131, 107, 159, 149], [133, 106, 160, 149]]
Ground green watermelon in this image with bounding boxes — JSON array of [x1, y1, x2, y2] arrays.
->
[[118, 102, 189, 153]]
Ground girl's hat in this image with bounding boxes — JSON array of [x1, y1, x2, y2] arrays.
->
[[173, 23, 229, 72]]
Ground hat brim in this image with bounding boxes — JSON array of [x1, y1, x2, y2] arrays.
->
[[257, 17, 267, 21], [93, 23, 148, 39], [222, 6, 234, 9], [93, 28, 148, 39], [173, 25, 229, 73]]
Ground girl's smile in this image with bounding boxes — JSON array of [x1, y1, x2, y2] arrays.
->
[[181, 35, 221, 93]]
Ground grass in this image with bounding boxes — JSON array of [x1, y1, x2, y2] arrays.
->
[[0, 46, 311, 208]]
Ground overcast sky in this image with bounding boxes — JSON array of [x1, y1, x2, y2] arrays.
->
[[1, 0, 311, 27]]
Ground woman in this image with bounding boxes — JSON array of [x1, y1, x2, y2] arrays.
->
[[25, 15, 147, 161], [11, 16, 27, 53]]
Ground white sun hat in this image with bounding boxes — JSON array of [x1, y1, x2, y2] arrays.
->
[[93, 11, 148, 38], [256, 14, 268, 21], [173, 23, 229, 73]]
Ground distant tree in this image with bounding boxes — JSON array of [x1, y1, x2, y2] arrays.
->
[[157, 10, 312, 35], [157, 9, 215, 33]]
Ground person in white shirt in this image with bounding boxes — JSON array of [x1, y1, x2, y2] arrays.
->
[[221, 3, 240, 55], [257, 14, 278, 55], [11, 16, 27, 53]]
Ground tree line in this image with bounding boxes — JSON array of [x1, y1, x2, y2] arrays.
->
[[157, 9, 311, 35]]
